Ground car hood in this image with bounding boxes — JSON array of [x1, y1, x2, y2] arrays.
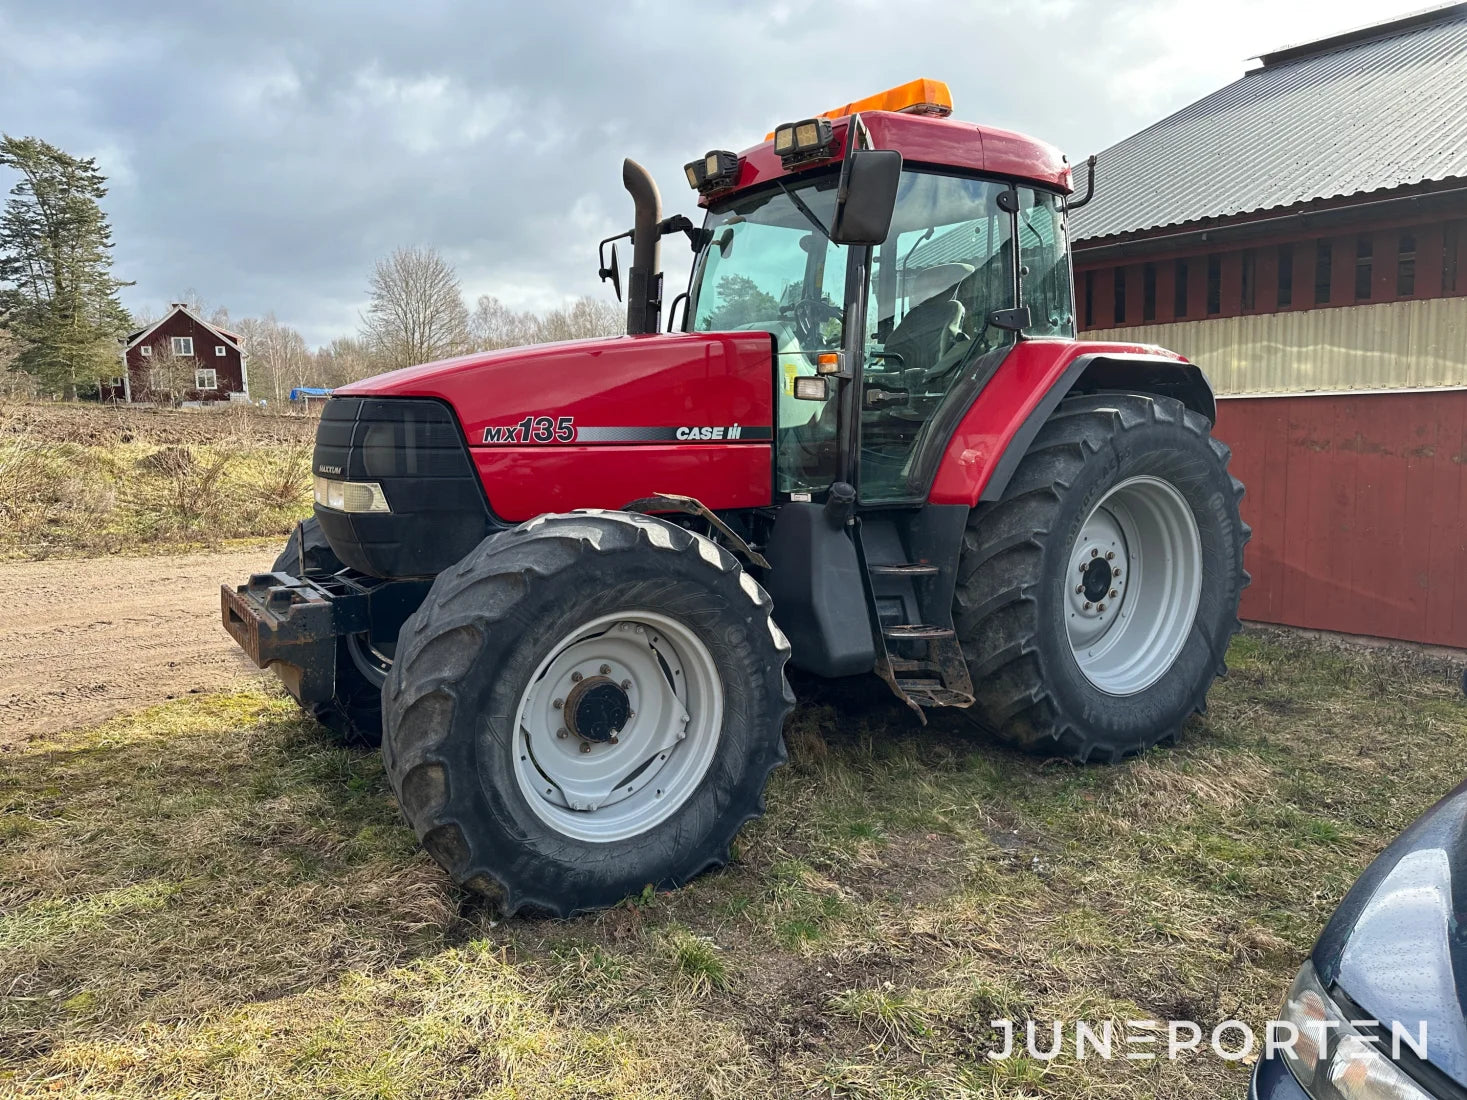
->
[[1313, 777, 1467, 1089]]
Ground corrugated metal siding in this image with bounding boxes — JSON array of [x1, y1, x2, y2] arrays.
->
[[1070, 10, 1467, 242], [1218, 390, 1467, 648], [1085, 297, 1467, 394]]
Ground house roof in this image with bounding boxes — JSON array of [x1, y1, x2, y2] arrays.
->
[[1070, 3, 1467, 243], [124, 304, 246, 356]]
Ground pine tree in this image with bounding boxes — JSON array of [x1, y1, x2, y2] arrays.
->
[[0, 135, 132, 398]]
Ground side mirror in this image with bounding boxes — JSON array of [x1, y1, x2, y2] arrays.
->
[[830, 148, 902, 246], [598, 241, 622, 303]]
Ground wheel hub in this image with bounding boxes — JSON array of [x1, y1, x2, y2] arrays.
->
[[513, 611, 724, 842], [565, 676, 630, 744], [1063, 476, 1202, 697]]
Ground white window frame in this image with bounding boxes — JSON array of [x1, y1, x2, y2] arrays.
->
[[139, 344, 152, 357], [171, 336, 194, 356], [110, 377, 124, 388], [194, 367, 218, 391], [215, 344, 227, 357]]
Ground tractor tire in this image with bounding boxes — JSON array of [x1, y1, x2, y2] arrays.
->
[[271, 518, 384, 747], [381, 511, 794, 916], [953, 393, 1248, 761]]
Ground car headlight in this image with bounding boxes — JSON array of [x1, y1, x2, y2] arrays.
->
[[313, 475, 391, 513], [1280, 963, 1431, 1100]]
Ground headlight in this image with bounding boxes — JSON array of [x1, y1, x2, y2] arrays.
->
[[313, 475, 391, 513], [1280, 963, 1431, 1100]]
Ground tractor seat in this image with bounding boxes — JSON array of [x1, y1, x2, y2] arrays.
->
[[883, 263, 974, 380]]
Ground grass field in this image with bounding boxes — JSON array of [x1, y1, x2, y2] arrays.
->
[[0, 400, 313, 560], [2, 632, 1464, 1098]]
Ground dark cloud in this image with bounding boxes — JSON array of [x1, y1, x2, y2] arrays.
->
[[0, 0, 1419, 345]]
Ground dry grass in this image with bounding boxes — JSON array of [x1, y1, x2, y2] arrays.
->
[[0, 401, 312, 559], [1, 632, 1464, 1098]]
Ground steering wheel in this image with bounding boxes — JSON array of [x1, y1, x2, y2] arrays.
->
[[780, 298, 842, 348]]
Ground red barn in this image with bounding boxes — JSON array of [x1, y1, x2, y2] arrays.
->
[[1072, 5, 1467, 650], [102, 303, 250, 405]]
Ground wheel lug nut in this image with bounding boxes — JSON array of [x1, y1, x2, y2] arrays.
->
[[579, 742, 591, 753], [553, 698, 564, 709], [1106, 551, 1115, 560], [628, 711, 636, 719], [1109, 589, 1118, 598], [1097, 602, 1107, 612], [571, 671, 582, 682], [620, 679, 631, 689], [609, 736, 619, 745], [1076, 584, 1084, 594], [557, 728, 568, 739], [1083, 601, 1092, 610], [599, 664, 611, 675], [1113, 569, 1122, 579], [1090, 548, 1098, 558]]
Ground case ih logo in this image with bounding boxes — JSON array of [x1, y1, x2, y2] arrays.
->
[[480, 420, 771, 445]]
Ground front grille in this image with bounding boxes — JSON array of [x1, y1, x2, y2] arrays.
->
[[313, 397, 499, 578]]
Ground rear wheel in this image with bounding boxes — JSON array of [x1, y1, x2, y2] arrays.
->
[[953, 393, 1248, 761], [382, 511, 794, 916], [271, 518, 383, 746]]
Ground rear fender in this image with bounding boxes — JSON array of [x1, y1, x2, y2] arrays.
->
[[927, 342, 1214, 508]]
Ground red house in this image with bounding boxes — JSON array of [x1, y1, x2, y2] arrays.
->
[[102, 303, 250, 405]]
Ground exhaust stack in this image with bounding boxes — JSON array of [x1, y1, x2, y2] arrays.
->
[[622, 159, 663, 335]]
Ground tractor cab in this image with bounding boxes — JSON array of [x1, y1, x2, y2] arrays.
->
[[680, 138, 1075, 502]]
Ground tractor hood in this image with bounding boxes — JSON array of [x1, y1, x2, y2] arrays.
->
[[1312, 776, 1467, 1090], [336, 330, 777, 458]]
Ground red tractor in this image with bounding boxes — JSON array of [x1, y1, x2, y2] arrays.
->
[[224, 79, 1248, 916]]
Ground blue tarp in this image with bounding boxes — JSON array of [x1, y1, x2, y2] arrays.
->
[[289, 387, 333, 401]]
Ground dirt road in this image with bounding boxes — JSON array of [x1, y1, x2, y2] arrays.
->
[[0, 548, 276, 749]]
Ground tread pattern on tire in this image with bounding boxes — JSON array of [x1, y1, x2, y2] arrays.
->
[[954, 393, 1251, 762], [381, 509, 795, 916]]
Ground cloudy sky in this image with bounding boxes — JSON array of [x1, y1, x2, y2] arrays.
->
[[0, 0, 1431, 346]]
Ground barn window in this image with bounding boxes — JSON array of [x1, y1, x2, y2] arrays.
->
[[1205, 254, 1220, 315], [1277, 244, 1294, 308], [1314, 241, 1332, 304], [1397, 233, 1416, 297], [215, 345, 227, 357], [171, 336, 194, 356], [140, 344, 152, 357], [195, 368, 217, 390], [1142, 263, 1156, 321], [1173, 260, 1188, 318], [1354, 237, 1373, 300], [1113, 267, 1126, 325], [110, 377, 123, 388], [1241, 249, 1256, 311]]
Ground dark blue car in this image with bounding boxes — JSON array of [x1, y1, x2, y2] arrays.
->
[[1251, 778, 1467, 1099]]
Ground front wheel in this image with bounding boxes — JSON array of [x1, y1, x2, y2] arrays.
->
[[954, 393, 1249, 761], [382, 511, 794, 916]]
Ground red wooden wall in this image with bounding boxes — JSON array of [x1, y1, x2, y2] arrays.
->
[[1216, 391, 1467, 648]]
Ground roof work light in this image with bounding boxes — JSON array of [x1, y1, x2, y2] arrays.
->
[[772, 117, 835, 167], [684, 149, 739, 195]]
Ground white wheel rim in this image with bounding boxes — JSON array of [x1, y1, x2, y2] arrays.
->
[[511, 610, 723, 843], [1065, 476, 1202, 696]]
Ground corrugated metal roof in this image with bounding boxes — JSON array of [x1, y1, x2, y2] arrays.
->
[[1070, 5, 1467, 243]]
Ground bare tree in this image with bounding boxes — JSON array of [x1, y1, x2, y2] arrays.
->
[[360, 247, 469, 369], [469, 294, 623, 351], [234, 313, 309, 407], [312, 335, 377, 387], [141, 345, 201, 407]]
